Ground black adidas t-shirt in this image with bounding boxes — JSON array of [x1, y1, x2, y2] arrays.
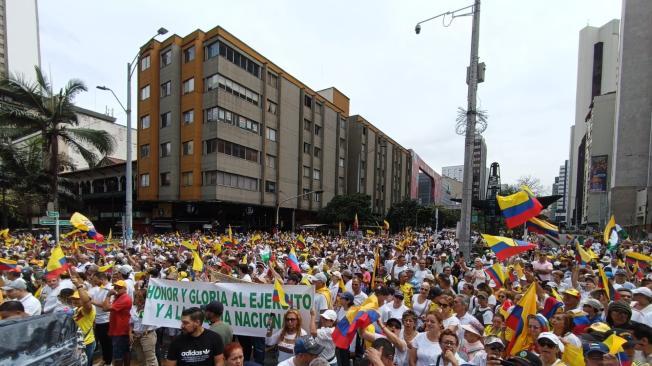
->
[[167, 329, 225, 366]]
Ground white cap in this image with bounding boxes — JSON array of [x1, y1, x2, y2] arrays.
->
[[633, 287, 652, 299], [320, 309, 337, 321], [461, 323, 483, 337], [537, 332, 564, 353]]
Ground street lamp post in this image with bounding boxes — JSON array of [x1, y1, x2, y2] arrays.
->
[[415, 0, 482, 259], [97, 27, 168, 245], [276, 190, 324, 231]]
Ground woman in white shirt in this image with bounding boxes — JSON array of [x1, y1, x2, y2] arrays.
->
[[409, 311, 442, 366], [265, 309, 308, 362], [438, 295, 460, 333], [411, 282, 432, 329]]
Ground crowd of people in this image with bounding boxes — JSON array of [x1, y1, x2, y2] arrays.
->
[[0, 227, 651, 366]]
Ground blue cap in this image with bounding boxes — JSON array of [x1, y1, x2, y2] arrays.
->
[[294, 336, 324, 355], [339, 292, 354, 302], [584, 342, 609, 355]]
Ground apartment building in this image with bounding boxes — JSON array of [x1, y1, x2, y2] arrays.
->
[[137, 27, 349, 230], [346, 115, 411, 215]]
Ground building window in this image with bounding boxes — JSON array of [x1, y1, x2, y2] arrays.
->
[[161, 50, 172, 67], [303, 188, 310, 199], [303, 166, 311, 178], [267, 100, 277, 115], [314, 125, 321, 136], [362, 127, 367, 136], [205, 139, 218, 154], [140, 55, 150, 71], [304, 119, 311, 131], [314, 147, 321, 158], [140, 115, 150, 129], [205, 106, 259, 134], [266, 127, 277, 142], [314, 191, 322, 202], [315, 102, 323, 115], [140, 174, 150, 187], [207, 73, 260, 106], [203, 170, 217, 185], [214, 138, 259, 163], [140, 144, 150, 157], [303, 142, 311, 154], [183, 110, 194, 124], [339, 176, 345, 190], [203, 170, 258, 191], [160, 142, 171, 157], [205, 74, 219, 91], [267, 72, 278, 88], [140, 85, 150, 100], [205, 41, 219, 59], [339, 157, 345, 167], [182, 141, 193, 155], [161, 81, 171, 97], [313, 169, 321, 181], [160, 172, 171, 186], [304, 95, 312, 108], [182, 78, 194, 94], [266, 154, 276, 169], [216, 42, 261, 78], [182, 171, 193, 186], [184, 46, 195, 63], [265, 181, 276, 193], [160, 112, 171, 128]]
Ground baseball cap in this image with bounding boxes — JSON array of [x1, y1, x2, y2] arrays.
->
[[119, 265, 133, 275], [313, 273, 327, 283], [537, 332, 565, 352], [583, 298, 603, 311], [320, 310, 337, 321], [113, 280, 127, 288], [330, 270, 342, 278], [615, 269, 627, 275], [485, 336, 505, 347], [584, 342, 609, 355], [633, 287, 652, 299], [1, 279, 27, 291], [503, 350, 542, 366], [70, 291, 80, 299], [294, 336, 324, 355], [563, 289, 581, 298], [393, 290, 405, 299], [588, 322, 611, 334], [339, 292, 354, 303], [202, 301, 224, 316]]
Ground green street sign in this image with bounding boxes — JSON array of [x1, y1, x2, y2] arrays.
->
[[46, 211, 59, 218], [38, 218, 72, 226]]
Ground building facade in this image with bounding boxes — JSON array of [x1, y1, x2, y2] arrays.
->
[[567, 19, 619, 227], [442, 165, 463, 182], [610, 0, 652, 231], [440, 176, 462, 209], [137, 27, 350, 229], [346, 115, 411, 215], [472, 134, 488, 200], [0, 0, 40, 78]]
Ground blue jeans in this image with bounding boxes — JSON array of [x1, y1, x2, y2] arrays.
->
[[85, 341, 96, 366]]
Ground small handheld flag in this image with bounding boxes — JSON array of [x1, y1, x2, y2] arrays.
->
[[273, 279, 291, 309], [497, 189, 543, 229]]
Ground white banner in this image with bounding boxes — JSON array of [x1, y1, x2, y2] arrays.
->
[[143, 278, 314, 337]]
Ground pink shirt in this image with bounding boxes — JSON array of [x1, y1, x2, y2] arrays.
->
[[533, 260, 553, 281]]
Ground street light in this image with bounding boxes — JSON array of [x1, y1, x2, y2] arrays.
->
[[276, 189, 324, 230], [415, 1, 481, 260], [97, 27, 168, 245]]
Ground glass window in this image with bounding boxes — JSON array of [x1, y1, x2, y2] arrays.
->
[[140, 55, 150, 71], [304, 119, 312, 131], [303, 142, 311, 154], [183, 78, 194, 94], [182, 171, 193, 186], [161, 81, 171, 97], [206, 74, 218, 91], [206, 41, 219, 59], [140, 85, 150, 100], [266, 127, 277, 142], [160, 142, 171, 157], [316, 102, 323, 115], [161, 50, 172, 67], [160, 172, 171, 186], [140, 174, 150, 187], [314, 125, 321, 136], [314, 192, 322, 202], [140, 115, 150, 129], [140, 144, 150, 157], [265, 181, 276, 193], [182, 141, 193, 155], [267, 72, 278, 88], [314, 147, 321, 158], [340, 118, 346, 130], [267, 100, 277, 115], [218, 109, 225, 121], [303, 188, 310, 199], [206, 139, 218, 154], [304, 95, 312, 108], [184, 46, 195, 63], [313, 169, 321, 180], [339, 157, 345, 167], [183, 110, 194, 124], [266, 154, 276, 168], [160, 112, 171, 128], [303, 166, 311, 178], [206, 107, 218, 122]]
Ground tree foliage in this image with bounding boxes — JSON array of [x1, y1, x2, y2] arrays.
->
[[317, 193, 373, 225], [386, 199, 460, 232], [516, 175, 547, 195]]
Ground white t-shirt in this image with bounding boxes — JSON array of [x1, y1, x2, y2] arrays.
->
[[88, 284, 112, 324], [411, 332, 442, 366], [277, 356, 296, 366], [265, 329, 308, 362], [353, 291, 368, 306], [442, 315, 461, 331], [41, 282, 75, 313], [475, 306, 494, 325], [315, 327, 335, 361], [391, 264, 409, 281], [314, 292, 329, 312], [380, 302, 409, 322], [413, 268, 431, 284], [19, 293, 42, 316], [411, 296, 431, 318]]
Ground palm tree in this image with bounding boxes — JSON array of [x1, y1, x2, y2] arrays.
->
[[0, 66, 115, 210]]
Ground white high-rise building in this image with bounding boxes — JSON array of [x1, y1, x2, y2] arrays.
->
[[567, 19, 619, 227], [0, 0, 40, 78]]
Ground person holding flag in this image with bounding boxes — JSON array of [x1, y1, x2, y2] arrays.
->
[[265, 309, 308, 362]]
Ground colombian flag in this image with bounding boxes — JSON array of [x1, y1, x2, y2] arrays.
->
[[505, 283, 538, 355], [286, 247, 301, 273], [625, 251, 651, 269], [598, 264, 619, 301], [0, 258, 17, 271], [295, 235, 306, 250], [541, 295, 564, 319], [45, 245, 70, 279], [497, 189, 543, 229], [332, 294, 380, 349], [273, 279, 291, 309], [482, 234, 537, 261], [575, 243, 595, 265], [569, 309, 590, 335], [526, 217, 559, 238], [484, 263, 507, 288]]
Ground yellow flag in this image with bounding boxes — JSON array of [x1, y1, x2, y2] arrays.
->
[[213, 241, 222, 255], [241, 254, 248, 265], [181, 240, 197, 251], [98, 263, 114, 272], [192, 250, 203, 272], [562, 343, 585, 366], [603, 215, 616, 244]]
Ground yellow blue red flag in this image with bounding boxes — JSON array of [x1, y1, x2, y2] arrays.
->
[[497, 189, 543, 228]]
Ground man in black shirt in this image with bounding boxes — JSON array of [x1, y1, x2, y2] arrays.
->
[[166, 307, 225, 366]]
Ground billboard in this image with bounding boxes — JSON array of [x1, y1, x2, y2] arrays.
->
[[589, 155, 608, 192]]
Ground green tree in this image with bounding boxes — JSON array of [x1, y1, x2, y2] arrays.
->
[[0, 66, 115, 210], [317, 193, 373, 226]]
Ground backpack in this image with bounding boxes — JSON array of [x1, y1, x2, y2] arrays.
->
[[474, 308, 492, 325]]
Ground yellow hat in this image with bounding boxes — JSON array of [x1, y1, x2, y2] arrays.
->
[[588, 322, 611, 333], [179, 271, 188, 279], [70, 291, 80, 299], [563, 289, 581, 297], [113, 280, 127, 288]]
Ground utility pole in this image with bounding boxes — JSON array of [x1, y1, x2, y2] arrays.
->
[[458, 0, 481, 260]]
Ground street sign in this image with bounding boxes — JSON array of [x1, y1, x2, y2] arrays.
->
[[46, 211, 59, 218], [38, 218, 72, 226]]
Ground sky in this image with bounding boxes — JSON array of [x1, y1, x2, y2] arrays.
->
[[36, 0, 622, 188]]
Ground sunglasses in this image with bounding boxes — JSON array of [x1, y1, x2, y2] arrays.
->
[[438, 303, 450, 307], [537, 339, 557, 349]]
